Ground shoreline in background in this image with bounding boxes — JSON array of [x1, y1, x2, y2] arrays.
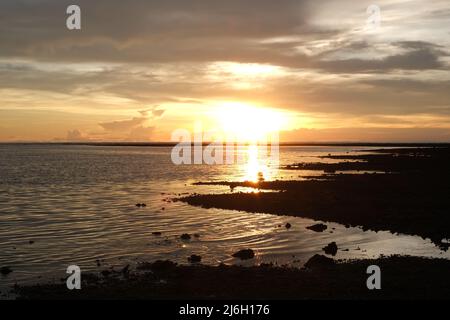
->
[[1, 142, 450, 147]]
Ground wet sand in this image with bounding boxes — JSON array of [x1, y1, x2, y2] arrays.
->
[[14, 256, 450, 299], [179, 147, 450, 247]]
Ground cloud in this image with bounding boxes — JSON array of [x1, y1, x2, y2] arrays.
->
[[66, 129, 89, 141], [97, 107, 164, 141], [99, 117, 146, 132], [1, 0, 450, 142], [138, 106, 165, 118]]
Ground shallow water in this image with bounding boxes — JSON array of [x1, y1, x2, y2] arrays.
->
[[0, 144, 448, 292]]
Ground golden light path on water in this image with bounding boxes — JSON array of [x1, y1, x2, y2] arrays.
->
[[243, 144, 275, 183]]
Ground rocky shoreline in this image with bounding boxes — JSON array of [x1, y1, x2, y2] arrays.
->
[[13, 255, 450, 299], [179, 148, 450, 248]]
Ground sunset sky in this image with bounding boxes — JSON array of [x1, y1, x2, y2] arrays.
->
[[0, 0, 449, 142]]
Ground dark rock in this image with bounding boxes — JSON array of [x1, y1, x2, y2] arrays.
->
[[152, 232, 162, 236], [304, 254, 335, 269], [101, 270, 111, 277], [150, 260, 177, 272], [285, 223, 292, 229], [141, 203, 147, 207], [322, 242, 338, 256], [306, 223, 328, 232], [193, 233, 201, 238], [136, 203, 142, 207], [29, 240, 34, 245], [188, 255, 202, 263], [232, 249, 255, 260], [180, 233, 191, 240], [1, 266, 13, 275], [121, 264, 130, 275]]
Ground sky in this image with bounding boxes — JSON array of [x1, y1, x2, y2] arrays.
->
[[0, 0, 449, 142]]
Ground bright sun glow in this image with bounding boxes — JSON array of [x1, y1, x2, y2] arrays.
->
[[214, 102, 287, 142]]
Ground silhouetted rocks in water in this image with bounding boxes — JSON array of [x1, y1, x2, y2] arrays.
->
[[322, 242, 338, 256], [304, 254, 335, 269], [152, 232, 162, 236], [306, 223, 327, 232], [179, 148, 450, 247], [1, 266, 12, 275], [180, 233, 191, 240], [144, 260, 177, 272], [257, 171, 265, 182], [188, 255, 202, 263], [101, 270, 111, 277], [14, 256, 450, 299], [121, 264, 130, 276], [135, 203, 146, 207], [285, 223, 292, 229], [232, 249, 255, 260]]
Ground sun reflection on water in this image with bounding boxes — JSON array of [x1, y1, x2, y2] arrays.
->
[[242, 144, 274, 182]]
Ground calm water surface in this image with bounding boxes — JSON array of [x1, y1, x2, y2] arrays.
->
[[0, 144, 448, 292]]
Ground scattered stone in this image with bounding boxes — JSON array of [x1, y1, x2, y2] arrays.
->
[[306, 223, 327, 232], [232, 249, 255, 260], [259, 263, 273, 268], [121, 264, 130, 275], [101, 270, 111, 277], [188, 255, 202, 263], [193, 233, 201, 238], [150, 260, 177, 272], [136, 203, 142, 207], [304, 254, 335, 269], [136, 262, 153, 271], [342, 248, 349, 252], [29, 240, 34, 245], [141, 203, 147, 207], [180, 233, 191, 240], [0, 266, 13, 276], [152, 232, 162, 236], [322, 242, 338, 256], [285, 223, 292, 229], [96, 259, 101, 267]]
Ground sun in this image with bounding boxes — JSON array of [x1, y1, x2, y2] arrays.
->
[[214, 102, 286, 143]]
